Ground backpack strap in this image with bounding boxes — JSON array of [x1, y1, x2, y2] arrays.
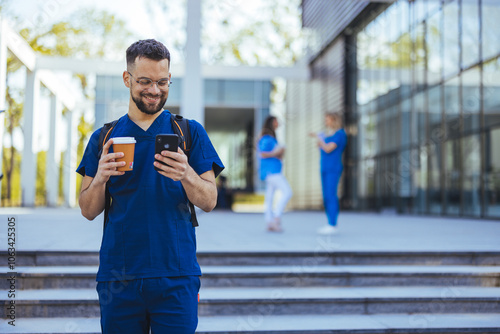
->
[[170, 114, 192, 155], [170, 114, 198, 227], [97, 120, 119, 231]]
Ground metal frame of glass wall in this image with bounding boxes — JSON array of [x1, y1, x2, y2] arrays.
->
[[351, 0, 500, 219]]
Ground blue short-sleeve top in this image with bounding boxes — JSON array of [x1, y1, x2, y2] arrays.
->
[[76, 110, 224, 282], [320, 129, 347, 173], [258, 134, 282, 180]]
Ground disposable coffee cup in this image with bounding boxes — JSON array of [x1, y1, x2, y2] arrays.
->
[[112, 137, 136, 172]]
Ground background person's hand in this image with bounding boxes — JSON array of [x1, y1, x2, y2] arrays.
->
[[95, 139, 125, 185], [308, 132, 318, 138]]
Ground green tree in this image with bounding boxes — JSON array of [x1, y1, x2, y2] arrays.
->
[[76, 114, 93, 198], [36, 150, 47, 205], [2, 8, 134, 206], [144, 0, 305, 66], [201, 0, 305, 66], [1, 146, 21, 206]]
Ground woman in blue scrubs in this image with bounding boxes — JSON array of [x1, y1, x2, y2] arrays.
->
[[258, 116, 292, 232], [310, 113, 347, 235]]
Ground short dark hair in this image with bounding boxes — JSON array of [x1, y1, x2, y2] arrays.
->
[[126, 39, 170, 70]]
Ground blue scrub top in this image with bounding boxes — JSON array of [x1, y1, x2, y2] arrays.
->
[[77, 110, 224, 281], [320, 129, 347, 173], [258, 135, 282, 180]]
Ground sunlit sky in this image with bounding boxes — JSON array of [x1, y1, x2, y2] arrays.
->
[[10, 0, 166, 37]]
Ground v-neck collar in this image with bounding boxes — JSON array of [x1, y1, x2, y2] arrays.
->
[[125, 110, 169, 137]]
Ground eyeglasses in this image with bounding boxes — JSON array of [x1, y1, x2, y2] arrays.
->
[[128, 71, 171, 89]]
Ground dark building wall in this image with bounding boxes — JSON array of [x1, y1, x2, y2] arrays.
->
[[302, 0, 369, 57], [289, 0, 500, 219]]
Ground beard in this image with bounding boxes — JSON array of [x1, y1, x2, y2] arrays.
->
[[131, 90, 168, 115]]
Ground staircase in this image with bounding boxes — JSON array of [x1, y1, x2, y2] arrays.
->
[[1, 250, 500, 333]]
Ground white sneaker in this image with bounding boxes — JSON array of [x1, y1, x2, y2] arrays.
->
[[317, 225, 338, 235]]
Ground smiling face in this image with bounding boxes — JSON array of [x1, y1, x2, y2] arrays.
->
[[125, 57, 171, 115]]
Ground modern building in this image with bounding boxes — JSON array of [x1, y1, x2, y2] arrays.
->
[[286, 0, 500, 219]]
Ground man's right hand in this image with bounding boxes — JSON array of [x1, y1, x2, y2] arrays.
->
[[95, 139, 126, 185]]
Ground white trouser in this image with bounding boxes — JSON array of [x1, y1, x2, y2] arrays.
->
[[264, 173, 293, 222]]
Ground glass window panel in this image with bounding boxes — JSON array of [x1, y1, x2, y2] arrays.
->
[[401, 99, 411, 147], [428, 142, 443, 214], [358, 158, 375, 202], [398, 150, 412, 213], [413, 146, 428, 214], [428, 85, 442, 144], [387, 2, 402, 45], [428, 0, 441, 16], [375, 157, 383, 208], [204, 79, 219, 104], [382, 154, 398, 207], [443, 1, 460, 77], [444, 76, 461, 138], [222, 80, 254, 105], [486, 127, 500, 218], [444, 139, 461, 215], [482, 0, 500, 61], [360, 113, 376, 158], [427, 8, 442, 85], [462, 135, 481, 216], [462, 0, 480, 68], [166, 78, 182, 105], [387, 106, 399, 152], [376, 110, 385, 154], [413, 0, 428, 25], [414, 91, 427, 143], [483, 58, 500, 129], [461, 67, 481, 133], [414, 23, 426, 90], [261, 81, 271, 105]]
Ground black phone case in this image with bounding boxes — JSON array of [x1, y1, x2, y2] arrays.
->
[[155, 134, 179, 171]]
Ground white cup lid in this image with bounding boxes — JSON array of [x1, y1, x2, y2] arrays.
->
[[111, 137, 136, 144]]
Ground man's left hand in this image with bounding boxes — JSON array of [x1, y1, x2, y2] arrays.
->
[[154, 148, 190, 181]]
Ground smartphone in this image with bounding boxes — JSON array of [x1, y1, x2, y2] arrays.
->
[[155, 134, 180, 171]]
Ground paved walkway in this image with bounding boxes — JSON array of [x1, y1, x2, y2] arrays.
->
[[0, 208, 499, 252]]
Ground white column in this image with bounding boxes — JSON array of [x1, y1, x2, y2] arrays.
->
[[46, 94, 60, 207], [0, 19, 8, 203], [21, 69, 39, 207], [63, 110, 76, 207], [181, 0, 204, 124]]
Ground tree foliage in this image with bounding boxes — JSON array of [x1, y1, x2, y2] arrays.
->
[[2, 8, 134, 206], [201, 0, 305, 66], [144, 0, 305, 67]]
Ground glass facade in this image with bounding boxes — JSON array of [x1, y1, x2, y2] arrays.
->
[[351, 0, 500, 218]]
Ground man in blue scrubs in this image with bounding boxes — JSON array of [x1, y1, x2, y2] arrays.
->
[[77, 39, 224, 334]]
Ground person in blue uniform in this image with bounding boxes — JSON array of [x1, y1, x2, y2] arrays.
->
[[310, 113, 347, 235], [77, 39, 224, 334], [258, 116, 292, 232]]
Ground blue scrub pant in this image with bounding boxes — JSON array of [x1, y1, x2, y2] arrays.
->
[[321, 171, 342, 226], [96, 276, 200, 334]]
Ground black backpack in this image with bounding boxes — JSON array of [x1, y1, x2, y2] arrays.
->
[[97, 114, 198, 228]]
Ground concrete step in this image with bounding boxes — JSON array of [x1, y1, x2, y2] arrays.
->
[[1, 314, 500, 333], [3, 287, 500, 318], [2, 265, 499, 289], [2, 250, 499, 267]]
